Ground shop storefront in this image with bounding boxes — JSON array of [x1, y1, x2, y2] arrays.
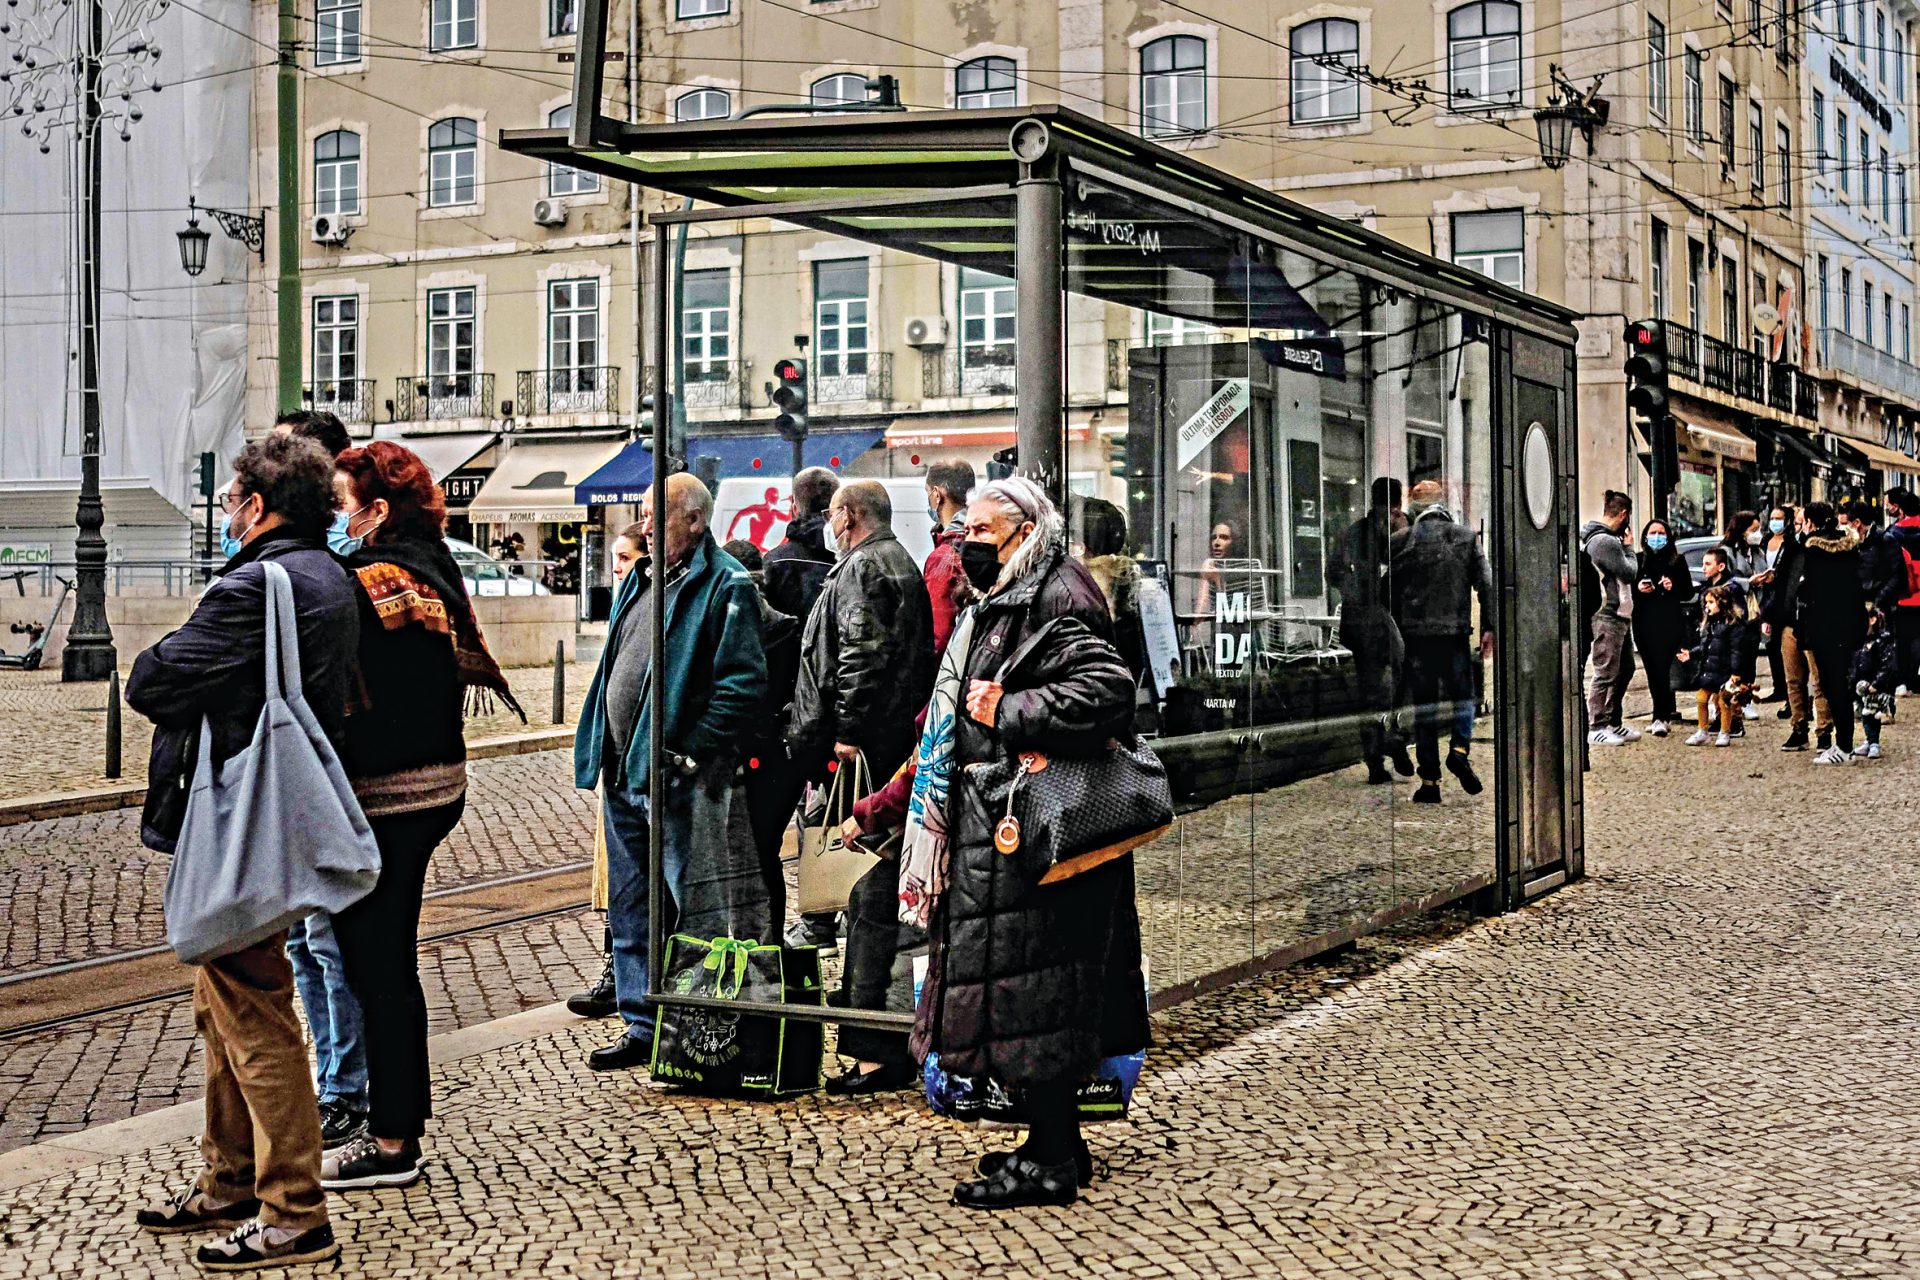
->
[[466, 434, 626, 609]]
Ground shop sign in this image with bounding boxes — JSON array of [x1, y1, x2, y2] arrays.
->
[[1829, 56, 1894, 131], [1174, 378, 1250, 469], [0, 543, 50, 566], [1215, 590, 1254, 671], [441, 469, 489, 507]]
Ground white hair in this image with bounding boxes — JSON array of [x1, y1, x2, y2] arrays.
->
[[974, 477, 1062, 589]]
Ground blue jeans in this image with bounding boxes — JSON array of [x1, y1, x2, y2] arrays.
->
[[285, 912, 367, 1108], [603, 779, 691, 1042]]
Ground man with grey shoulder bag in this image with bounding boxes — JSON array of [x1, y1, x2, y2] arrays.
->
[[124, 435, 362, 1271]]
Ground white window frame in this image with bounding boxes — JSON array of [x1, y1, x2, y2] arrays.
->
[[955, 56, 1018, 110], [545, 278, 602, 403], [681, 267, 732, 385], [1684, 49, 1704, 143], [548, 0, 576, 36], [429, 0, 477, 51], [545, 106, 599, 198], [426, 286, 478, 390], [676, 0, 727, 17], [1291, 19, 1361, 125], [674, 88, 733, 122], [1878, 7, 1889, 80], [1749, 102, 1764, 193], [311, 295, 359, 391], [1651, 218, 1669, 321], [1839, 111, 1852, 195], [810, 73, 868, 110], [1777, 123, 1791, 209], [958, 267, 1017, 395], [1146, 313, 1218, 346], [1446, 1, 1522, 112], [1449, 209, 1524, 286], [313, 129, 360, 216], [1140, 34, 1208, 136], [812, 259, 871, 399], [427, 117, 478, 209], [314, 0, 361, 66], [1813, 90, 1826, 174], [1841, 267, 1854, 335]]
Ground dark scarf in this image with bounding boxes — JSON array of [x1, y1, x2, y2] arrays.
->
[[344, 535, 526, 721]]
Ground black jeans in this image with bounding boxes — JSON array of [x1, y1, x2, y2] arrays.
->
[[1403, 635, 1477, 781], [742, 754, 803, 931], [1634, 625, 1681, 723], [333, 797, 464, 1141], [836, 856, 924, 1068], [1805, 638, 1856, 752]]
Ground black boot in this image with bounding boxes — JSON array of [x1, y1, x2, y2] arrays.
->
[[567, 959, 617, 1018], [976, 1140, 1094, 1188], [953, 1155, 1079, 1209], [1780, 727, 1809, 752], [1445, 750, 1484, 795], [1365, 759, 1393, 785]]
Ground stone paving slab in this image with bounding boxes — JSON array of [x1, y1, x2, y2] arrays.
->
[[2, 714, 1917, 1278]]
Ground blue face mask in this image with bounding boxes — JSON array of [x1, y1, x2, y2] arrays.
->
[[1769, 518, 1786, 535], [217, 507, 249, 560], [1645, 533, 1668, 552], [326, 510, 360, 557]]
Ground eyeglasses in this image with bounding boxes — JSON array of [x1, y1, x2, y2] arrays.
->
[[218, 489, 245, 513]]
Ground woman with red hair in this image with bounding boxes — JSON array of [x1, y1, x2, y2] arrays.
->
[[320, 441, 523, 1192]]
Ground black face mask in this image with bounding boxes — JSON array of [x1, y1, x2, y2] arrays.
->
[[960, 539, 1003, 591]]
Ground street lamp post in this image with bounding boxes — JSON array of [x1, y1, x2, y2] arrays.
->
[[1, 0, 168, 681], [1532, 64, 1609, 173], [176, 196, 264, 277]]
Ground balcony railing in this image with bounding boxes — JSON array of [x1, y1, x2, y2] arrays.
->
[[681, 360, 752, 411], [306, 379, 375, 425], [1664, 322, 1816, 420], [516, 366, 620, 417], [814, 351, 892, 404], [1818, 328, 1920, 405], [396, 372, 494, 422], [923, 347, 1016, 398]]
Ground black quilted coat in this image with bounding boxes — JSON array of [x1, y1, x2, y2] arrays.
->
[[911, 542, 1151, 1086]]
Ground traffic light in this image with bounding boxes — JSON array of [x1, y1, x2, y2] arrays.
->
[[772, 357, 808, 442], [1624, 319, 1678, 503], [987, 445, 1016, 481], [637, 392, 656, 446], [195, 451, 216, 499]]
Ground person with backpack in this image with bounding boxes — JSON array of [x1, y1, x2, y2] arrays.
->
[[1630, 517, 1694, 737], [1881, 488, 1920, 692], [1580, 491, 1640, 746]]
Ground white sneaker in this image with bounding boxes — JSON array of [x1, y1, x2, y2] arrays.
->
[[1684, 729, 1710, 745], [1648, 719, 1669, 737], [1852, 742, 1872, 758], [1899, 685, 1912, 697], [1742, 703, 1758, 721], [1588, 727, 1629, 746], [1713, 732, 1731, 748], [1868, 742, 1883, 759], [1615, 724, 1643, 742], [1812, 745, 1853, 765]]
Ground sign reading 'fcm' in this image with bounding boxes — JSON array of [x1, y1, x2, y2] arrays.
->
[[1175, 378, 1251, 469]]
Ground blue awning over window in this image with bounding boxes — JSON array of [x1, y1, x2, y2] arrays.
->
[[575, 428, 887, 506]]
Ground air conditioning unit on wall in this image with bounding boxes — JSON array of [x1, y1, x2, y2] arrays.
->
[[310, 214, 352, 246], [532, 198, 568, 227], [904, 315, 948, 347]]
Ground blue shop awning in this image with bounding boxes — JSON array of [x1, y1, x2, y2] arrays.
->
[[576, 428, 886, 506]]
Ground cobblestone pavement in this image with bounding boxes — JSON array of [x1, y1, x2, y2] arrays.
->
[[0, 662, 592, 802], [5, 711, 1919, 1277]]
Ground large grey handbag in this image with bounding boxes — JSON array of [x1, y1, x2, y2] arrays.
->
[[163, 560, 382, 965]]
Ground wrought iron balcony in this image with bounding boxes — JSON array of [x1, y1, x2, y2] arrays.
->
[[395, 372, 494, 422], [680, 360, 752, 411], [922, 346, 1016, 398], [305, 379, 375, 425], [516, 366, 621, 417], [1818, 328, 1920, 406], [1663, 322, 1816, 420], [814, 351, 892, 404]]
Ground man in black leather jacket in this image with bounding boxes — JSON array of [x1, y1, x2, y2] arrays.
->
[[762, 466, 840, 624]]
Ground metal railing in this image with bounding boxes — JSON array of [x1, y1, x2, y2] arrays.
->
[[516, 366, 621, 417], [395, 372, 495, 422], [306, 379, 375, 424], [1, 556, 567, 598], [1665, 321, 1817, 420], [679, 360, 753, 411], [814, 351, 892, 404], [922, 346, 1016, 398], [1818, 328, 1920, 405]]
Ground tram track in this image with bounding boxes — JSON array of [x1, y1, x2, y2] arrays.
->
[[0, 863, 592, 1041]]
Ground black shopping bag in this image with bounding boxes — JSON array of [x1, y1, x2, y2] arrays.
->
[[649, 935, 824, 1097]]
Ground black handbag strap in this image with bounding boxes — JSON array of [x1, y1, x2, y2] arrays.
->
[[992, 614, 1071, 685]]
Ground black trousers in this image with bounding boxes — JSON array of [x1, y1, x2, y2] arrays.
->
[[1896, 609, 1920, 690], [1805, 637, 1857, 752], [333, 797, 464, 1142], [835, 856, 922, 1067], [1021, 1081, 1084, 1166], [1633, 625, 1682, 723], [742, 754, 803, 931]]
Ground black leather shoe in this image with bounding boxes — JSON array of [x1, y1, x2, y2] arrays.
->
[[1390, 747, 1415, 778], [1412, 782, 1441, 804], [1781, 729, 1809, 752], [1445, 751, 1484, 795], [1775, 704, 1793, 720], [954, 1155, 1079, 1209], [587, 1030, 652, 1072], [1365, 760, 1393, 785], [567, 962, 617, 1019], [976, 1144, 1094, 1188], [824, 1061, 917, 1096]]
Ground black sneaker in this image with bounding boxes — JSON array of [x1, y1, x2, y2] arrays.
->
[[321, 1135, 423, 1191], [1365, 760, 1393, 785], [134, 1185, 260, 1234], [1412, 782, 1442, 804], [1390, 746, 1416, 778], [566, 960, 617, 1019], [1781, 728, 1809, 752], [318, 1100, 367, 1150], [1445, 750, 1484, 795], [1776, 704, 1793, 720], [1817, 730, 1832, 753], [195, 1219, 339, 1271]]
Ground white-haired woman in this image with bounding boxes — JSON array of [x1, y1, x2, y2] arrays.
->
[[901, 476, 1148, 1209]]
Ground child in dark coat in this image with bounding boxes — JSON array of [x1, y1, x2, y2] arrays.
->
[[1678, 585, 1755, 747], [1852, 605, 1900, 760]]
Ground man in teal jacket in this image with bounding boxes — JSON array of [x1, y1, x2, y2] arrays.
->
[[574, 472, 767, 1070]]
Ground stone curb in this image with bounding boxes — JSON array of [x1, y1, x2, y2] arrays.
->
[[0, 1002, 581, 1193], [0, 729, 575, 828]]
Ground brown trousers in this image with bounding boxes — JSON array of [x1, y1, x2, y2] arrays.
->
[[1695, 688, 1736, 732], [1780, 625, 1832, 733], [192, 934, 329, 1232]]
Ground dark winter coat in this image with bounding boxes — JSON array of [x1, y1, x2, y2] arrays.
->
[[744, 595, 800, 762], [1698, 570, 1757, 680], [761, 512, 835, 625], [913, 543, 1149, 1087], [1685, 613, 1755, 692], [1758, 536, 1806, 630], [787, 529, 935, 776], [1853, 527, 1905, 614], [1390, 505, 1493, 637], [1851, 627, 1901, 695], [127, 530, 360, 853], [1793, 530, 1865, 651], [1631, 544, 1696, 652]]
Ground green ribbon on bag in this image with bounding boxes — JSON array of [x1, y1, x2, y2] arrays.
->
[[699, 937, 757, 1000]]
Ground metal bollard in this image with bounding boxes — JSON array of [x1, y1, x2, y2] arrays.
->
[[105, 668, 122, 780], [552, 639, 566, 725]]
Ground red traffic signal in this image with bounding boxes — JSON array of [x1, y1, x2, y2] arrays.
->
[[1625, 320, 1663, 349], [772, 358, 806, 382]]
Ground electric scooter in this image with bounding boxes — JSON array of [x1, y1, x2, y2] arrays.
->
[[0, 575, 74, 671]]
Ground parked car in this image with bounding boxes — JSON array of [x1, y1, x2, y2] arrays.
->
[[447, 536, 549, 597]]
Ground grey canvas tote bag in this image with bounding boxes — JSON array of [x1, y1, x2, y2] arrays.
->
[[164, 560, 382, 964]]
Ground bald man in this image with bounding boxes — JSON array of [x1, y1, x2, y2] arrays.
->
[[573, 471, 768, 1071]]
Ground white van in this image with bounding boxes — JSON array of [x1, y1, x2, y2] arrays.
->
[[712, 475, 938, 566]]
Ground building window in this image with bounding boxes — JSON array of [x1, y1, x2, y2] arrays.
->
[[1866, 284, 1876, 347], [1839, 113, 1851, 195], [312, 296, 358, 393], [546, 106, 598, 197], [681, 268, 731, 383], [546, 279, 599, 392], [1647, 16, 1668, 122], [1902, 303, 1911, 361], [1777, 125, 1791, 208], [1838, 0, 1849, 40], [1878, 7, 1889, 79], [810, 73, 867, 110], [1447, 1, 1521, 110], [1897, 28, 1908, 87], [549, 0, 575, 36], [1146, 314, 1216, 346], [1813, 91, 1826, 173], [1749, 104, 1764, 193], [1407, 429, 1445, 491], [1722, 260, 1740, 342], [1748, 0, 1763, 36], [955, 56, 1017, 109], [1856, 0, 1868, 59], [429, 0, 476, 51], [1901, 167, 1910, 236], [1141, 35, 1207, 135], [958, 268, 1017, 394], [1752, 270, 1767, 356], [1685, 50, 1704, 142], [1860, 127, 1872, 204], [676, 0, 725, 16], [1885, 296, 1895, 354], [313, 129, 360, 216], [427, 117, 478, 207], [315, 0, 360, 65], [674, 88, 732, 121], [1450, 209, 1523, 286], [1880, 150, 1892, 221], [1718, 74, 1735, 167], [812, 259, 869, 384], [427, 286, 476, 388], [1291, 19, 1360, 124], [1650, 218, 1668, 320], [1687, 240, 1704, 331], [1841, 267, 1853, 334], [1818, 254, 1830, 330]]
